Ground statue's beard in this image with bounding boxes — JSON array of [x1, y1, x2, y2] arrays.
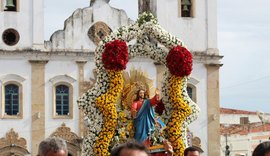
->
[[139, 95, 145, 100]]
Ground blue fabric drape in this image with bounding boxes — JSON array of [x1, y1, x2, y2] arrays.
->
[[134, 99, 155, 143]]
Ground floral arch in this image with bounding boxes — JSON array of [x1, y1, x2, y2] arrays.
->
[[78, 12, 200, 156]]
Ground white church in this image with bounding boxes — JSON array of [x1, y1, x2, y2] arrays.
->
[[0, 0, 222, 155]]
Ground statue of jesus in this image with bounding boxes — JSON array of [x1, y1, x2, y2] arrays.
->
[[131, 89, 160, 145]]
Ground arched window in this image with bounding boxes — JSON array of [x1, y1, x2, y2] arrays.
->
[[187, 84, 197, 102], [187, 86, 193, 99], [1, 74, 25, 119], [4, 84, 19, 115], [50, 75, 75, 119], [55, 85, 69, 116]]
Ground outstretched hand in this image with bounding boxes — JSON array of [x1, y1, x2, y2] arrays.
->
[[155, 88, 160, 101], [164, 140, 173, 156]]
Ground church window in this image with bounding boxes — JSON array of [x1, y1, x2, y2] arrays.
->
[[179, 0, 195, 18], [187, 84, 197, 102], [2, 28, 20, 46], [1, 81, 23, 119], [187, 86, 193, 99], [55, 85, 69, 115], [5, 84, 19, 115], [53, 82, 73, 119]]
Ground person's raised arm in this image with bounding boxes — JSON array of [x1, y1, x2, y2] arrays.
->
[[164, 140, 173, 156]]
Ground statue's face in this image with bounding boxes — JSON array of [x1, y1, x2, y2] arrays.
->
[[138, 90, 145, 99]]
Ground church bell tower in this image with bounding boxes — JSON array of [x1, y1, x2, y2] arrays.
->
[[0, 0, 44, 50]]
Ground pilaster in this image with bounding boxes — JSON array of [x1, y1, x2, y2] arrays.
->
[[29, 60, 48, 156], [206, 63, 222, 156], [76, 61, 87, 137]]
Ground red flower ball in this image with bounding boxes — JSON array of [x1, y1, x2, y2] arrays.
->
[[102, 40, 129, 71], [166, 45, 192, 77]]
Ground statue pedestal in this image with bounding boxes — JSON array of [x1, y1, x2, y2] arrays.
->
[[150, 153, 167, 156], [149, 145, 167, 156]]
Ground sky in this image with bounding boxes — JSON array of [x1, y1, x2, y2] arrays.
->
[[44, 0, 270, 113]]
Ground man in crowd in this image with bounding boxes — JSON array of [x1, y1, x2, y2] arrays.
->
[[111, 140, 173, 156], [184, 146, 201, 156], [37, 137, 68, 156], [252, 141, 270, 156]]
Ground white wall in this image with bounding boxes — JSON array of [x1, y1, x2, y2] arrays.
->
[[189, 62, 208, 155], [220, 114, 265, 124], [0, 60, 32, 151], [46, 2, 132, 51], [156, 0, 206, 51], [45, 60, 79, 137]]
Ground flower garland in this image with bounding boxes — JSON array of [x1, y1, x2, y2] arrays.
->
[[181, 77, 200, 147], [167, 75, 192, 156], [94, 71, 123, 155], [78, 12, 200, 155], [102, 40, 129, 71], [166, 46, 193, 77]]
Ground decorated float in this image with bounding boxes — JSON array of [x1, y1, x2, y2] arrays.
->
[[77, 12, 200, 156]]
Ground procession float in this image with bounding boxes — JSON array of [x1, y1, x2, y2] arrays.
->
[[77, 12, 200, 156]]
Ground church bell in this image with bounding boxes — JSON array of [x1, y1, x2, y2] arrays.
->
[[5, 0, 15, 8], [182, 0, 191, 11]]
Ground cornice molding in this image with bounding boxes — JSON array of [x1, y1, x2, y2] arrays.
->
[[49, 75, 76, 84], [0, 74, 26, 84], [0, 50, 94, 61], [192, 51, 223, 65], [0, 50, 223, 65]]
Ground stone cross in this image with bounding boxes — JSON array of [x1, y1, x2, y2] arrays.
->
[[138, 0, 156, 16], [90, 0, 110, 6]]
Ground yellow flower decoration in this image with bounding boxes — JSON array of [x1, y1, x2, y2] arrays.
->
[[94, 71, 123, 155], [166, 75, 192, 156]]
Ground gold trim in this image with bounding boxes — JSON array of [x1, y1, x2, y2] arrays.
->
[[122, 67, 154, 109], [0, 128, 30, 156], [50, 123, 82, 156], [0, 128, 27, 148], [1, 81, 23, 119], [50, 123, 81, 146]]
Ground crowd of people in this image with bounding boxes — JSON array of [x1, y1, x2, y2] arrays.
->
[[37, 136, 270, 156], [37, 137, 202, 156]]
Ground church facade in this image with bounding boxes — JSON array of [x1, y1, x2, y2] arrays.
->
[[0, 0, 222, 155]]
